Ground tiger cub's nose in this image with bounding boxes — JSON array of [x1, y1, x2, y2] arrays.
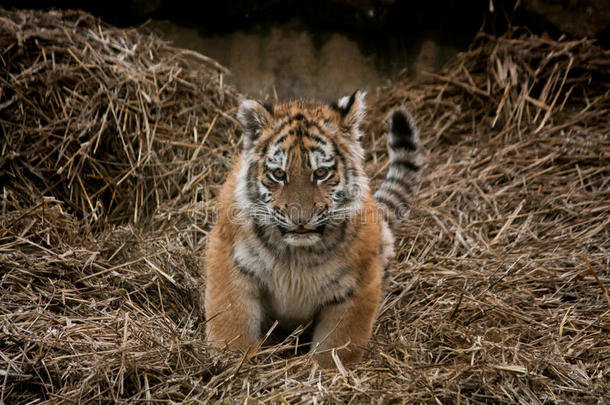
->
[[292, 217, 310, 227]]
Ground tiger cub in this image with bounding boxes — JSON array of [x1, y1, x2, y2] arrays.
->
[[204, 91, 423, 367]]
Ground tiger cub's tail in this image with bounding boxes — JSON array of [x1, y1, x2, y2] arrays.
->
[[374, 108, 424, 228]]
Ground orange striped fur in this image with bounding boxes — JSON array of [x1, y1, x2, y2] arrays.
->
[[204, 91, 423, 367]]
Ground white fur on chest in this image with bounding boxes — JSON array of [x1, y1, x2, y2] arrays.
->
[[264, 255, 343, 320], [233, 237, 353, 322]]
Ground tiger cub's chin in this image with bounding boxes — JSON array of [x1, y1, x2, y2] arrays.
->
[[283, 232, 322, 247], [203, 90, 424, 368]]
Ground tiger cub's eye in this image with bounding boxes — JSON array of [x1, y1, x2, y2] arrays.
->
[[314, 167, 330, 181], [271, 168, 286, 182]]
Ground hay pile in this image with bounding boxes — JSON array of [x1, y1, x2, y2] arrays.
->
[[1, 8, 609, 403], [1, 8, 239, 228], [361, 31, 610, 403]]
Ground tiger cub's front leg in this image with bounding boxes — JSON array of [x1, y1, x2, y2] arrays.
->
[[204, 229, 263, 349], [310, 261, 382, 368], [205, 275, 262, 350]]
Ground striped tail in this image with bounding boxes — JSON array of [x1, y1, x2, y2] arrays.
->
[[374, 108, 424, 229]]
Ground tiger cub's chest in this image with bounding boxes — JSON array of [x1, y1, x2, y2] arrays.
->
[[264, 258, 355, 321], [234, 239, 357, 322]]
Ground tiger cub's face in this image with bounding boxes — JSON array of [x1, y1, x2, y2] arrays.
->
[[236, 92, 368, 247]]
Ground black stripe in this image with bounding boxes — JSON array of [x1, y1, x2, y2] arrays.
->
[[390, 137, 417, 151], [235, 264, 256, 278], [328, 140, 348, 185], [308, 220, 349, 255], [260, 133, 287, 158], [320, 267, 351, 292], [384, 176, 413, 194], [379, 187, 409, 207], [346, 167, 359, 185], [246, 164, 260, 201], [304, 122, 334, 141], [375, 195, 399, 214], [274, 134, 288, 147], [346, 167, 359, 175], [308, 133, 328, 146], [272, 148, 283, 159], [275, 118, 295, 133], [233, 255, 265, 283], [252, 222, 277, 252], [332, 189, 346, 204], [331, 142, 344, 166], [309, 146, 324, 155], [389, 109, 413, 135], [276, 117, 325, 136], [320, 287, 355, 307], [295, 126, 307, 138], [392, 159, 421, 172], [298, 142, 310, 167], [342, 161, 350, 187], [260, 143, 268, 158]]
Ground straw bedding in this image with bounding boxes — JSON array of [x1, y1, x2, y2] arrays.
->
[[1, 8, 609, 404]]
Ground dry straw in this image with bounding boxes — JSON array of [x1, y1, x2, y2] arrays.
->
[[1, 8, 609, 404]]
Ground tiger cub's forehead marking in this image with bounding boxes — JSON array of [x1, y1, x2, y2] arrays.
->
[[265, 125, 336, 171], [266, 136, 288, 170], [306, 137, 335, 169]]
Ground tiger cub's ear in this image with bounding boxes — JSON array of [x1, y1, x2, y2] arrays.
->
[[237, 99, 274, 149], [335, 90, 366, 139]]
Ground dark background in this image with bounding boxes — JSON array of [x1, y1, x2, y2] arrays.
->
[[6, 1, 609, 42], [3, 1, 608, 99]]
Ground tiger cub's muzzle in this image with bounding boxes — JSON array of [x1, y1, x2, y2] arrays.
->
[[272, 204, 329, 245]]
